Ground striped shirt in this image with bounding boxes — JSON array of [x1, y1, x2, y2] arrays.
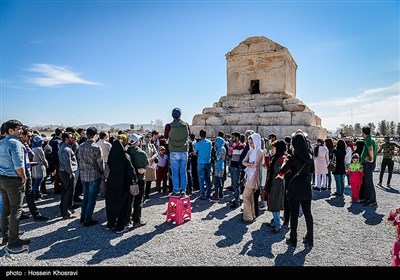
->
[[77, 140, 104, 182]]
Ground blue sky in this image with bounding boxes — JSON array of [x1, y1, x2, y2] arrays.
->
[[1, 0, 399, 132]]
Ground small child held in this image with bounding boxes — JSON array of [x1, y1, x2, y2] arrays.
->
[[347, 153, 363, 202]]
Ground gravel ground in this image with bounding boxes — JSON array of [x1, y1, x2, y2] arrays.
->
[[0, 171, 398, 267]]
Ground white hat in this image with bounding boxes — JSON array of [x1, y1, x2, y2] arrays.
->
[[291, 129, 308, 138], [129, 133, 142, 144]]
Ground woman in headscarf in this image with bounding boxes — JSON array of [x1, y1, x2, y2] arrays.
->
[[105, 135, 136, 233], [265, 140, 287, 233], [277, 132, 314, 247], [211, 136, 226, 201], [241, 133, 264, 223]]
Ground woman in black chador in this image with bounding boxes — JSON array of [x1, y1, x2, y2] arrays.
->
[[278, 132, 314, 247], [105, 138, 136, 232]]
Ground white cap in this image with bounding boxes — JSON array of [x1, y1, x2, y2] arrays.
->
[[129, 133, 142, 144]]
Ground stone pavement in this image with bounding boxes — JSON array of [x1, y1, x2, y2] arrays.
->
[[0, 171, 399, 269]]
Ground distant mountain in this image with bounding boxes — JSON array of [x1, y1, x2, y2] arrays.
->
[[33, 123, 154, 132], [80, 123, 153, 131]]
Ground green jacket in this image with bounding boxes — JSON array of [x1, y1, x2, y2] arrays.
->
[[168, 119, 189, 152], [127, 146, 148, 181]]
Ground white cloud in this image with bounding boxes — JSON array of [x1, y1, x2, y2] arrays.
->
[[27, 64, 100, 87], [309, 83, 400, 131]]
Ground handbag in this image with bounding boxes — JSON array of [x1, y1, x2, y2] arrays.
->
[[130, 182, 139, 196], [328, 154, 336, 172]]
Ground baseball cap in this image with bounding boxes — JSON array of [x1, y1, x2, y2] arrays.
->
[[172, 108, 181, 118]]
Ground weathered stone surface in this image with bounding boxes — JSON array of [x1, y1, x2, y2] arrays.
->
[[190, 36, 326, 140], [291, 111, 317, 126], [282, 98, 307, 112], [226, 36, 296, 97], [202, 107, 225, 114]]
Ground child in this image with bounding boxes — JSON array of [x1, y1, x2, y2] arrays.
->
[[347, 154, 363, 202], [156, 146, 169, 193]]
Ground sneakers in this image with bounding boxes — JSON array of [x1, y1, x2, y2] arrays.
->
[[62, 214, 76, 220], [133, 221, 147, 228], [7, 238, 31, 248], [83, 220, 99, 227], [180, 192, 187, 198]]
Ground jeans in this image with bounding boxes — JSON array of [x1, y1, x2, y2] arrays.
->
[[80, 178, 101, 223], [32, 177, 42, 197], [272, 211, 281, 229], [334, 174, 345, 196], [0, 176, 25, 244], [197, 163, 211, 198], [170, 152, 188, 194], [230, 167, 240, 204]]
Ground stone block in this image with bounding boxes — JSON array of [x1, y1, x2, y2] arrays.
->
[[282, 98, 306, 112], [291, 111, 317, 126]]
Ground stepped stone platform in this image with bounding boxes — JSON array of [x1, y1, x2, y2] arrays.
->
[[191, 36, 327, 140]]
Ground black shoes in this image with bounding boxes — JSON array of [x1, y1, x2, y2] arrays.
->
[[34, 215, 49, 221], [286, 238, 297, 247], [7, 238, 31, 248], [83, 220, 99, 227], [133, 221, 147, 228], [272, 227, 281, 234], [20, 213, 31, 220]]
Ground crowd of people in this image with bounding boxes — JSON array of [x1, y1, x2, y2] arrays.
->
[[0, 109, 398, 249]]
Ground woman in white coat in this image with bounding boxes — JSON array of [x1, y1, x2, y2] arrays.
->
[[313, 139, 329, 190]]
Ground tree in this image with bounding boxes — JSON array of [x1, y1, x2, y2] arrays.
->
[[397, 123, 400, 136], [337, 124, 353, 138], [354, 123, 362, 136], [389, 121, 396, 135], [367, 122, 376, 135], [378, 120, 389, 136], [130, 124, 135, 130], [154, 118, 164, 133]]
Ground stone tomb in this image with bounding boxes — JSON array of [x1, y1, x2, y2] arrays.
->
[[191, 36, 327, 140]]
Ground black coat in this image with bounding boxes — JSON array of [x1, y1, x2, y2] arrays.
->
[[279, 155, 313, 201], [105, 140, 135, 223]]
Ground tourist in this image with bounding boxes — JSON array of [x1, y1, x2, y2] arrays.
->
[[241, 133, 263, 223], [265, 140, 287, 232], [0, 120, 31, 247], [106, 136, 136, 233], [377, 135, 400, 188], [164, 108, 190, 197], [278, 132, 314, 247], [127, 133, 148, 228], [76, 127, 104, 227], [361, 126, 378, 207], [58, 132, 78, 220]]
